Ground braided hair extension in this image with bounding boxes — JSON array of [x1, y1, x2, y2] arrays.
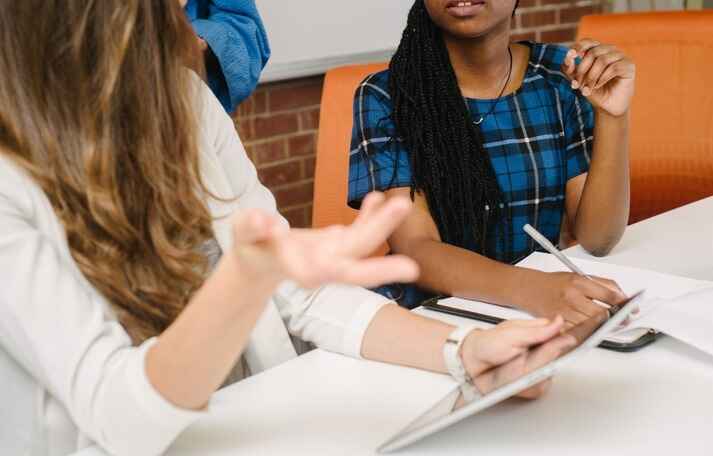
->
[[388, 0, 515, 256]]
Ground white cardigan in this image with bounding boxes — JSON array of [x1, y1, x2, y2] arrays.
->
[[0, 82, 390, 456]]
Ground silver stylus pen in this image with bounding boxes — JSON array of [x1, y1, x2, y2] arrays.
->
[[523, 223, 612, 310]]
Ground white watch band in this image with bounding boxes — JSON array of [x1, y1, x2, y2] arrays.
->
[[443, 326, 482, 403]]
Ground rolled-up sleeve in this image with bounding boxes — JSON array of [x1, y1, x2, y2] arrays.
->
[[0, 165, 206, 456], [273, 282, 392, 359]]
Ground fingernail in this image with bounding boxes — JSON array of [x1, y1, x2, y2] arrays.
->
[[582, 87, 591, 96], [571, 80, 580, 89]]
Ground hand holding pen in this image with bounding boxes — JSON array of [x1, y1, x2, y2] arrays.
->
[[509, 224, 629, 329]]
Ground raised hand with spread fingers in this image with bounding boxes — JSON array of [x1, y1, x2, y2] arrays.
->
[[230, 192, 419, 290]]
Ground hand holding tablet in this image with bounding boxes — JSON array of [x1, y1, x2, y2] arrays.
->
[[379, 291, 644, 453]]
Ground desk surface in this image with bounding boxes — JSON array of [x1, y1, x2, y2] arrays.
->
[[85, 198, 713, 456], [567, 196, 713, 281]]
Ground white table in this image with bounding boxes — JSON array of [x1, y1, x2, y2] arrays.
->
[[82, 198, 713, 455], [567, 196, 713, 281]]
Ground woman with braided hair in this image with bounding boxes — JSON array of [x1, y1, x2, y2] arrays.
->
[[348, 0, 635, 327]]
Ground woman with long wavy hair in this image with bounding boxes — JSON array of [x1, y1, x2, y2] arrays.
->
[[0, 2, 576, 455]]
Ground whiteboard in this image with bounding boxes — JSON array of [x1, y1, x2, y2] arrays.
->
[[257, 0, 414, 82]]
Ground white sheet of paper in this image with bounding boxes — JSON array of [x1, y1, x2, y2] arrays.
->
[[516, 252, 712, 300], [439, 253, 713, 345], [621, 287, 713, 356]]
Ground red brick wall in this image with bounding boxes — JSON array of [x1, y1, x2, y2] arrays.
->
[[234, 0, 603, 228], [512, 0, 603, 43], [235, 77, 323, 228]]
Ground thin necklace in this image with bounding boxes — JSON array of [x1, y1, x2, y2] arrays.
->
[[472, 46, 513, 126]]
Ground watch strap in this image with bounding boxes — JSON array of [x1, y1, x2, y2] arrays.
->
[[443, 326, 482, 403]]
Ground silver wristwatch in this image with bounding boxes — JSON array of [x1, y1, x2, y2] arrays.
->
[[443, 326, 482, 403]]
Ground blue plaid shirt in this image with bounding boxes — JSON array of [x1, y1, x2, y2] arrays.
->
[[348, 42, 594, 308]]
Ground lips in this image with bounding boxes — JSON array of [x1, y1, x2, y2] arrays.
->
[[445, 0, 486, 18]]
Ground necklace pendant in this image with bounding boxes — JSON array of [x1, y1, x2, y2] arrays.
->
[[470, 47, 512, 129]]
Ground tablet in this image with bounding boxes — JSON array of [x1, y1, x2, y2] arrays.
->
[[378, 290, 645, 453]]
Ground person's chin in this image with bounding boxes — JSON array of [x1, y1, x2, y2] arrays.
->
[[441, 20, 493, 40]]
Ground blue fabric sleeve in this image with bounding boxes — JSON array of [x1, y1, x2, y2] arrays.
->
[[189, 0, 270, 113], [348, 74, 412, 208], [563, 90, 595, 180], [528, 42, 593, 181]]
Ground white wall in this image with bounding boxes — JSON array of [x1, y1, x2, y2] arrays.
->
[[257, 0, 414, 82]]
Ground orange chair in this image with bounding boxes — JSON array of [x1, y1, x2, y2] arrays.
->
[[312, 63, 387, 235], [578, 11, 713, 224], [313, 12, 713, 233]]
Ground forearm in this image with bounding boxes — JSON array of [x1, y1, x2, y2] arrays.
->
[[360, 304, 453, 374], [397, 238, 532, 307], [147, 251, 278, 410], [573, 110, 630, 255]]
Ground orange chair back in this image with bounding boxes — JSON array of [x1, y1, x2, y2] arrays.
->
[[578, 11, 713, 223], [312, 63, 388, 233]]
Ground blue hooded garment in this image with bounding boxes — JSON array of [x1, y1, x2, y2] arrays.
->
[[185, 0, 271, 113]]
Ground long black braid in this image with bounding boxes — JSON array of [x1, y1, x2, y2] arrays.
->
[[388, 0, 516, 256]]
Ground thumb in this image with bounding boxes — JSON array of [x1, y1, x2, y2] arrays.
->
[[510, 315, 565, 348], [564, 312, 608, 345], [231, 209, 278, 245]]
